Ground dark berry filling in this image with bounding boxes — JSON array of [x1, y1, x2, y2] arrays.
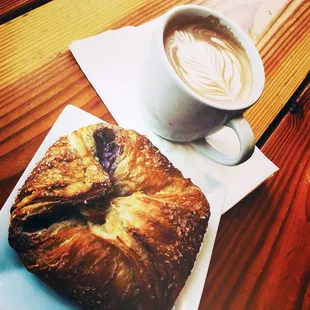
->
[[94, 128, 119, 174]]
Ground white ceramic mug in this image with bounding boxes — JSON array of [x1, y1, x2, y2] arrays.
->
[[141, 5, 265, 166]]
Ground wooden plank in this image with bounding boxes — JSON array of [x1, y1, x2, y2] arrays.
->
[[0, 0, 50, 24], [0, 0, 308, 202], [245, 0, 310, 140], [0, 0, 292, 86], [199, 81, 310, 309]]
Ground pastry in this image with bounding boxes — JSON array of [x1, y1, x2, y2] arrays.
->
[[8, 123, 210, 309]]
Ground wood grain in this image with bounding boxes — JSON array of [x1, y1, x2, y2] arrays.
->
[[0, 0, 50, 24], [245, 0, 310, 140], [0, 0, 187, 86], [199, 81, 310, 309]]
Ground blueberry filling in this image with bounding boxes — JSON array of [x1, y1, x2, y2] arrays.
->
[[94, 128, 119, 174]]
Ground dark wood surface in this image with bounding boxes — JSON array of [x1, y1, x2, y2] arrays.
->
[[200, 82, 310, 310], [1, 0, 310, 309]]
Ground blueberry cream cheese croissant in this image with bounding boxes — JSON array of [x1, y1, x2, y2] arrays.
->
[[8, 123, 210, 310]]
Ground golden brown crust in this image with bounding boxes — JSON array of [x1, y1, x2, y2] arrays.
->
[[8, 123, 210, 310]]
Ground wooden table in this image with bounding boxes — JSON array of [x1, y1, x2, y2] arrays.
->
[[0, 0, 309, 309]]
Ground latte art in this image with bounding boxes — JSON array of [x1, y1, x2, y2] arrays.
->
[[164, 19, 253, 104]]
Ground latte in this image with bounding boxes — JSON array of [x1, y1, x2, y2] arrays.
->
[[164, 16, 254, 105]]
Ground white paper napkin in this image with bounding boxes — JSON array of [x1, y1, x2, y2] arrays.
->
[[69, 17, 278, 213]]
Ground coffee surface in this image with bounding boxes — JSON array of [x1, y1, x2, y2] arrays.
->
[[164, 16, 253, 105]]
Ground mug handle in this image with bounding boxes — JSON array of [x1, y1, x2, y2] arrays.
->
[[190, 116, 255, 166]]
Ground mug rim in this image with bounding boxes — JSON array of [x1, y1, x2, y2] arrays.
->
[[159, 4, 265, 111]]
